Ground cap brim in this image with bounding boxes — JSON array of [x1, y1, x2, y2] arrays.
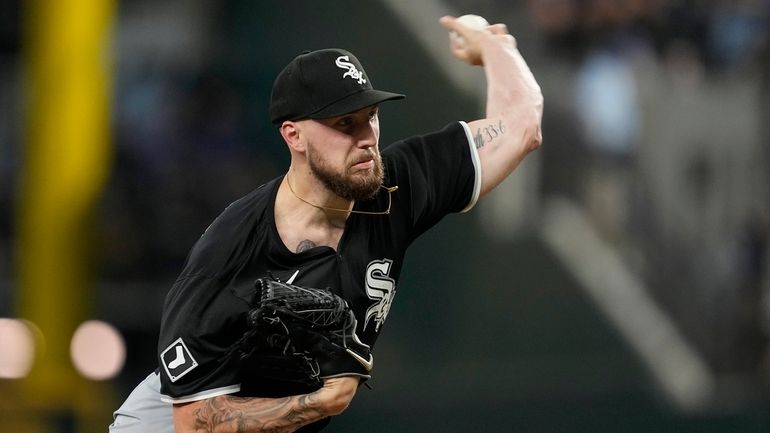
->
[[307, 89, 405, 120]]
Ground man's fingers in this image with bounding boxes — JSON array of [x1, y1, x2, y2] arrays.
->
[[488, 23, 509, 35], [439, 15, 459, 32]]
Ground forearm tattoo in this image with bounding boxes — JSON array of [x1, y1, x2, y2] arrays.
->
[[473, 119, 506, 149], [192, 392, 328, 433]]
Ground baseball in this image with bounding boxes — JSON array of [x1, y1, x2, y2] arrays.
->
[[457, 14, 490, 29], [450, 14, 490, 48]]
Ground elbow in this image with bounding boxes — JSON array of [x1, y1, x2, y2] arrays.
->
[[528, 124, 543, 152], [324, 399, 351, 417], [322, 390, 354, 416], [319, 381, 357, 416], [523, 101, 543, 153], [522, 111, 543, 155]]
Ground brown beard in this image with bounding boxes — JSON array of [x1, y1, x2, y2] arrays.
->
[[306, 143, 384, 201]]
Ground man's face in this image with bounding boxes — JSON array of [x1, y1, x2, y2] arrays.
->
[[303, 105, 383, 201]]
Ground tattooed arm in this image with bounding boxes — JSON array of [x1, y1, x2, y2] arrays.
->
[[172, 377, 359, 433], [440, 16, 544, 197]]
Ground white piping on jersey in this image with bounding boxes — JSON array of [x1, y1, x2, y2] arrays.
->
[[459, 120, 482, 213], [160, 384, 241, 404]]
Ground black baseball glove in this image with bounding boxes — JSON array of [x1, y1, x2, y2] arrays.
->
[[227, 278, 373, 389]]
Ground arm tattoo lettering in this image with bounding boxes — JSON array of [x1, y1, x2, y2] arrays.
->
[[296, 239, 317, 253], [473, 119, 507, 149], [192, 392, 328, 433], [473, 129, 484, 149]]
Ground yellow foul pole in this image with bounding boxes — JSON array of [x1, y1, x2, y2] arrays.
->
[[18, 0, 116, 410]]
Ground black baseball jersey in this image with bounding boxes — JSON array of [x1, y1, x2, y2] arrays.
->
[[157, 121, 480, 403]]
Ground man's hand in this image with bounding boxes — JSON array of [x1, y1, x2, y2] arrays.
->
[[172, 377, 360, 433], [439, 15, 512, 66]]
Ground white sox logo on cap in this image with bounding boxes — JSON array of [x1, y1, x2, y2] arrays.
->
[[335, 55, 367, 85]]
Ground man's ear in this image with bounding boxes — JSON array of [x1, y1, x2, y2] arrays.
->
[[279, 121, 305, 153]]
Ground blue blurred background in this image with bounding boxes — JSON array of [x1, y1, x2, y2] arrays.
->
[[1, 0, 769, 432]]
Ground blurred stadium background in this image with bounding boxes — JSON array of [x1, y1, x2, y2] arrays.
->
[[1, 0, 769, 432]]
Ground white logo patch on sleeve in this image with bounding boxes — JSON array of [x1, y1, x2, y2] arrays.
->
[[161, 338, 198, 382]]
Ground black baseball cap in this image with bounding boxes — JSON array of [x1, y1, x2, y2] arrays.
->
[[269, 48, 405, 125]]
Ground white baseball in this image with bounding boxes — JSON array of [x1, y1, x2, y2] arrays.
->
[[450, 14, 490, 48], [457, 14, 490, 29]]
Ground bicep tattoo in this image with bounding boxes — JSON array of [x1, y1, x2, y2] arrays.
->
[[473, 119, 507, 149], [192, 392, 328, 433]]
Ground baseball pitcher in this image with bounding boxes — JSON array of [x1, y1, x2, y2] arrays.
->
[[110, 15, 542, 433]]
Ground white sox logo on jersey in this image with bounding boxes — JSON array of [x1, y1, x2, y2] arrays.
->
[[335, 55, 366, 85], [161, 338, 198, 383], [363, 259, 396, 332]]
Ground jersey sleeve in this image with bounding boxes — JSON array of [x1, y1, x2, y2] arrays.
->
[[156, 187, 268, 403], [382, 121, 481, 238], [157, 273, 247, 403]]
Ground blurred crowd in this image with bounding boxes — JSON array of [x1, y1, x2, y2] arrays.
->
[[524, 0, 770, 390]]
